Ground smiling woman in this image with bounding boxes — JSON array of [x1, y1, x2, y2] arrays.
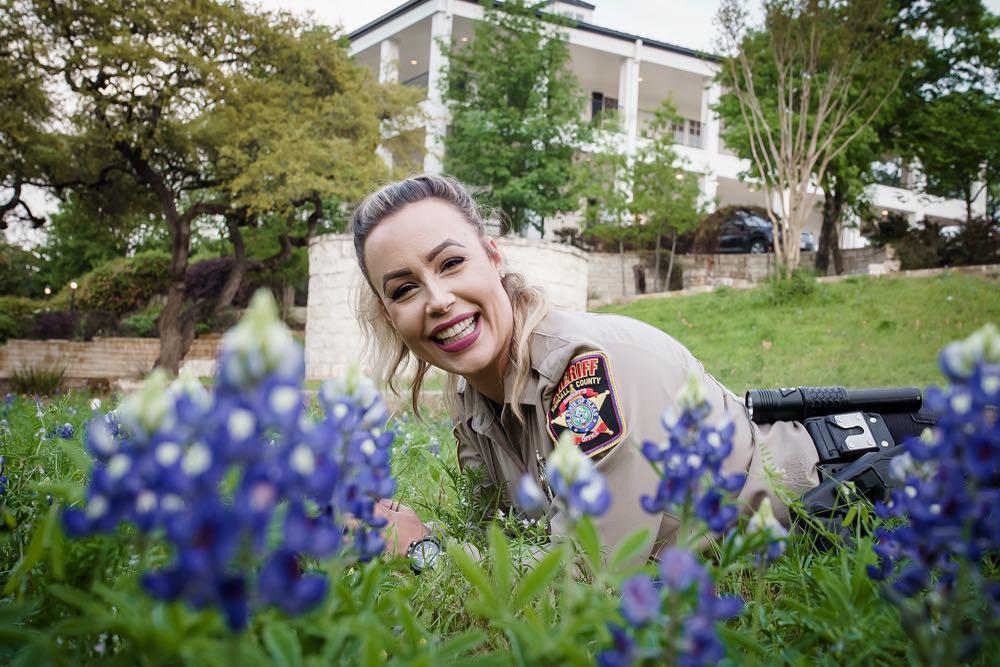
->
[[349, 175, 823, 563]]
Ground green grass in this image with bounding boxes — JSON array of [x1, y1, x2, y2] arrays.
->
[[2, 272, 997, 665], [597, 272, 1000, 393]]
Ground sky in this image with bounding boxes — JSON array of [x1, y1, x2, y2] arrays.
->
[[253, 0, 1000, 55], [255, 0, 737, 54]]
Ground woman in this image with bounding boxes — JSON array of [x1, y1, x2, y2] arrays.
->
[[350, 174, 820, 561]]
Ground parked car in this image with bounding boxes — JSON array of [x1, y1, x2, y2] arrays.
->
[[718, 211, 774, 253], [717, 210, 818, 253]]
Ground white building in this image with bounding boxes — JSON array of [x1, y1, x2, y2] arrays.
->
[[347, 0, 977, 247]]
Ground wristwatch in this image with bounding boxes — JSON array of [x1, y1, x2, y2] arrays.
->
[[406, 534, 442, 574]]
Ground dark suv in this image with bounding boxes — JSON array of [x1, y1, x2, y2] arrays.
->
[[718, 210, 774, 253], [717, 211, 816, 253]]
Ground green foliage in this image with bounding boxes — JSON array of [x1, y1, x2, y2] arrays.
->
[[1, 0, 420, 369], [120, 302, 164, 338], [9, 364, 65, 395], [3, 277, 1000, 664], [0, 243, 46, 297], [443, 0, 589, 235], [33, 195, 170, 294], [0, 295, 40, 341], [715, 0, 906, 272], [73, 250, 171, 316]]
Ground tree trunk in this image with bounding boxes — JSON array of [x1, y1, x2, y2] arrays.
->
[[156, 218, 193, 372], [817, 179, 845, 275], [652, 228, 663, 292], [665, 231, 678, 291], [619, 238, 626, 297]]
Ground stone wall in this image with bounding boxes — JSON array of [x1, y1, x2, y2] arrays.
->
[[586, 246, 895, 295], [0, 336, 223, 382]]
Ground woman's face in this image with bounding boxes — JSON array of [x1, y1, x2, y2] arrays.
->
[[363, 198, 514, 388]]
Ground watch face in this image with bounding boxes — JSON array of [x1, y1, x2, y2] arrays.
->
[[411, 538, 441, 571]]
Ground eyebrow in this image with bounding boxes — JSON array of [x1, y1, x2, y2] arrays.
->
[[425, 239, 466, 262], [380, 239, 468, 295]]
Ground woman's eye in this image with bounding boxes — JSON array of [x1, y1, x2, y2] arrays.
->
[[390, 284, 416, 300], [442, 257, 464, 271]]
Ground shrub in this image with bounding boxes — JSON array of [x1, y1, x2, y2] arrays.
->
[[943, 216, 1000, 266], [31, 310, 79, 340], [0, 296, 38, 342], [120, 303, 163, 338], [75, 250, 171, 315], [9, 364, 65, 395]]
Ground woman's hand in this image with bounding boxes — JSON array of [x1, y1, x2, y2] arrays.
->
[[374, 499, 429, 557]]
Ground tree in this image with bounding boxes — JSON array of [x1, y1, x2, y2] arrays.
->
[[443, 0, 589, 235], [580, 101, 703, 292], [1, 0, 418, 370], [630, 104, 704, 291], [716, 0, 905, 273]]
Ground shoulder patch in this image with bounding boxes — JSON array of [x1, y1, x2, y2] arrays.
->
[[548, 350, 627, 458]]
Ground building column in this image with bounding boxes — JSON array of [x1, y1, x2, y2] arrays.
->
[[617, 39, 641, 155], [971, 179, 987, 218], [423, 2, 454, 174], [701, 80, 720, 155], [379, 38, 399, 84], [699, 174, 718, 213]]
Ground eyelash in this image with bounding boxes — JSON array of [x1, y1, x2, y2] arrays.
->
[[389, 257, 465, 301]]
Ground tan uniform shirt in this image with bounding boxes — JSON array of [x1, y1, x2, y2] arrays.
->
[[454, 310, 819, 560]]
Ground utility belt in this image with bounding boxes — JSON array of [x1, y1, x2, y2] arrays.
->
[[745, 387, 937, 517]]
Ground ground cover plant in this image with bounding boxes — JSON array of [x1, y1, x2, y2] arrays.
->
[[1, 275, 998, 665]]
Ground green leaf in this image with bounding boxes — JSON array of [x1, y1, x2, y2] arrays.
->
[[447, 543, 498, 610], [575, 517, 603, 573], [262, 622, 303, 667], [511, 546, 565, 609], [608, 527, 652, 572], [3, 502, 58, 595], [436, 630, 488, 659], [487, 524, 513, 604]]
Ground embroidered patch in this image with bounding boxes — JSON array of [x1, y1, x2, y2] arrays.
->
[[548, 351, 627, 458]]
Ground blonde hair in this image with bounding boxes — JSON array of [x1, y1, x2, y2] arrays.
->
[[349, 174, 550, 422]]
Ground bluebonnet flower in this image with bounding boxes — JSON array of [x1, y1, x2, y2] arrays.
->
[[546, 431, 611, 519], [57, 423, 74, 440], [619, 574, 660, 627], [0, 455, 7, 496], [515, 474, 546, 514], [640, 372, 745, 533], [869, 324, 1000, 600], [745, 497, 789, 563], [599, 547, 743, 667], [597, 624, 636, 667], [63, 291, 397, 631]]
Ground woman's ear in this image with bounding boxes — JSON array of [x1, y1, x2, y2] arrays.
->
[[484, 237, 505, 276]]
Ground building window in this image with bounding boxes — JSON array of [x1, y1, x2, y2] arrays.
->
[[688, 120, 702, 148], [591, 92, 619, 122], [671, 120, 685, 144]]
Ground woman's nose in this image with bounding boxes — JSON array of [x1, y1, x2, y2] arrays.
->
[[425, 280, 455, 314]]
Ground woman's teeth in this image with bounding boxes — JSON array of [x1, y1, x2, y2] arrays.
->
[[435, 316, 477, 344]]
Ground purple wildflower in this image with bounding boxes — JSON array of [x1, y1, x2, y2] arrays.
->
[[597, 624, 636, 667], [640, 373, 745, 533], [620, 575, 660, 627], [57, 423, 74, 439], [869, 325, 1000, 600], [62, 291, 397, 631]]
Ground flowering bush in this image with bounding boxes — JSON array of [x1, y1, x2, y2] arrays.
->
[[639, 372, 746, 535], [600, 548, 743, 667], [866, 324, 1000, 661], [61, 291, 395, 630]]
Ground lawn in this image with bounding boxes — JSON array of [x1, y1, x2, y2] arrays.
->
[[598, 272, 1000, 392], [1, 271, 997, 665]]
